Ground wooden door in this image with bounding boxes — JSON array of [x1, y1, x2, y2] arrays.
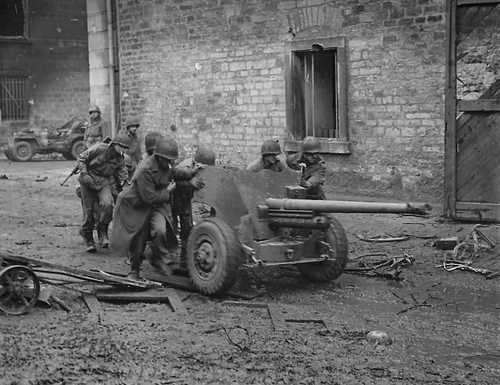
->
[[445, 0, 500, 222]]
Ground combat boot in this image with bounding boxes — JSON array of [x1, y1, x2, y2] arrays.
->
[[80, 229, 97, 253], [85, 239, 97, 253], [127, 268, 142, 281], [98, 230, 110, 249], [150, 258, 172, 276]]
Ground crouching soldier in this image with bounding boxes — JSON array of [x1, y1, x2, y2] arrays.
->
[[77, 132, 130, 252], [172, 146, 216, 273], [247, 139, 285, 172], [297, 136, 327, 200], [111, 137, 194, 280]]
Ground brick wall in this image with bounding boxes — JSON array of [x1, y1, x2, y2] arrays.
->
[[117, 0, 446, 201], [0, 0, 89, 143]]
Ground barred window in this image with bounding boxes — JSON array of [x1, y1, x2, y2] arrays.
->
[[0, 76, 29, 121]]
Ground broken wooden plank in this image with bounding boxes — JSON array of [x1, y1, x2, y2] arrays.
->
[[82, 294, 103, 323], [222, 301, 269, 309], [94, 287, 188, 315], [267, 304, 287, 332], [457, 99, 500, 112], [163, 288, 187, 315]]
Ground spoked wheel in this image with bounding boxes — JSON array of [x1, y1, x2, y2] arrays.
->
[[186, 217, 241, 296], [71, 140, 86, 160], [0, 265, 40, 315], [297, 216, 348, 282], [13, 141, 34, 162]]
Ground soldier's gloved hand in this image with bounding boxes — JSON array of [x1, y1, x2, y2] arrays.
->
[[190, 177, 205, 190], [80, 173, 94, 186], [166, 181, 176, 193]]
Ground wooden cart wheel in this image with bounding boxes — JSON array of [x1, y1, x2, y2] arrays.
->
[[0, 265, 40, 315]]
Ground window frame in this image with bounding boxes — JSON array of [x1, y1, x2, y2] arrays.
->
[[0, 0, 29, 40], [285, 37, 350, 154]]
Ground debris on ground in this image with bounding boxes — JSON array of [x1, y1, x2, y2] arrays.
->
[[433, 236, 459, 250], [345, 254, 415, 280], [0, 174, 8, 180], [35, 176, 48, 182], [435, 225, 498, 279], [355, 233, 409, 242], [366, 330, 392, 345]]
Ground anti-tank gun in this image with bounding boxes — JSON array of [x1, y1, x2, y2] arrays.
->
[[185, 167, 431, 295]]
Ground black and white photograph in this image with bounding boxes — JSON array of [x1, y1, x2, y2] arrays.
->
[[0, 0, 499, 383]]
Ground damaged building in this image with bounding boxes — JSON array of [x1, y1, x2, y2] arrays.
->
[[0, 0, 90, 142]]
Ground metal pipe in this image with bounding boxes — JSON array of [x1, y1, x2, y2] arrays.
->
[[106, 0, 116, 137], [265, 198, 432, 214]]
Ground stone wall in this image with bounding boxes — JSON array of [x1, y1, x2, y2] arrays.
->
[[117, 0, 446, 201], [0, 0, 89, 142]]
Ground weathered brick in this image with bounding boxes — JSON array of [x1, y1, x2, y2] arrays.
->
[[116, 0, 447, 201]]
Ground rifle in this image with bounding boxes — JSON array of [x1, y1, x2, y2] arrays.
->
[[61, 164, 80, 186]]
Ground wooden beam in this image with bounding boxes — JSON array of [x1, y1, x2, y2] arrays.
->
[[457, 99, 500, 111], [455, 202, 500, 222], [457, 0, 500, 6], [444, 0, 458, 219]]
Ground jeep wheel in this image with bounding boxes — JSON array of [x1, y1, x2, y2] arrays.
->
[[297, 216, 348, 282], [186, 217, 241, 296], [71, 140, 85, 160], [13, 141, 34, 162]]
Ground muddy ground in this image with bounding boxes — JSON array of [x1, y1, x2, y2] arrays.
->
[[0, 159, 499, 385]]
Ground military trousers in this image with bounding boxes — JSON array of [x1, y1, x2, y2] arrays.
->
[[80, 183, 114, 241]]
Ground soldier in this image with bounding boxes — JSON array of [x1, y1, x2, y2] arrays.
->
[[118, 117, 142, 167], [84, 105, 108, 147], [144, 131, 163, 158], [247, 139, 285, 172], [111, 137, 195, 280], [77, 132, 130, 252], [172, 146, 215, 273], [297, 136, 327, 200]]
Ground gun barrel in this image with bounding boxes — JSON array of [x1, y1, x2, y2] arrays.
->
[[265, 198, 431, 215]]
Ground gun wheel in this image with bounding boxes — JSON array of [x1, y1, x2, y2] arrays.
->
[[297, 216, 348, 282], [186, 217, 241, 296], [0, 265, 40, 315]]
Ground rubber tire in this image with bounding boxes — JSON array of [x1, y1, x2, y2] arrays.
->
[[297, 216, 348, 282], [186, 217, 241, 296], [13, 141, 34, 162], [71, 140, 85, 160]]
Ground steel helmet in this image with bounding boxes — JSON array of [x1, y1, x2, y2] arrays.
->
[[194, 146, 216, 165], [145, 132, 162, 152], [89, 105, 101, 114], [126, 116, 141, 128], [111, 131, 131, 149], [301, 136, 321, 153], [284, 140, 300, 153], [154, 138, 179, 160], [261, 139, 281, 155]]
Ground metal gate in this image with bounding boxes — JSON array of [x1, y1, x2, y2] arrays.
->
[[445, 0, 500, 222]]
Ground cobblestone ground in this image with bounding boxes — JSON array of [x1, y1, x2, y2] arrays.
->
[[0, 160, 499, 385]]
